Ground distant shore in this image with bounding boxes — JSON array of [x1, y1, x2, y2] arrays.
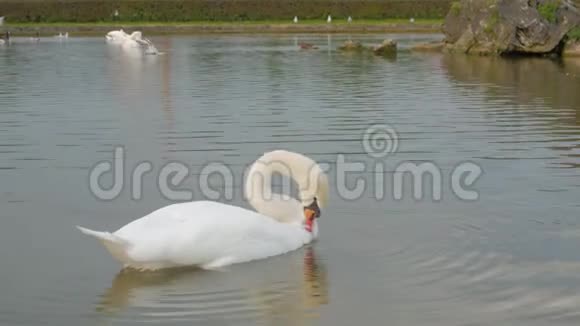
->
[[2, 20, 443, 35]]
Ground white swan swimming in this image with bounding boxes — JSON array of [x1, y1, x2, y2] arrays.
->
[[105, 29, 129, 43], [107, 30, 159, 55], [124, 32, 158, 54], [105, 30, 143, 43], [77, 150, 329, 271]]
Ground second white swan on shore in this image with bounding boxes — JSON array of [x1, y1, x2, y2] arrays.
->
[[77, 150, 329, 271]]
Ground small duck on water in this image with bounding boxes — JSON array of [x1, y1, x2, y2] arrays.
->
[[298, 42, 318, 50]]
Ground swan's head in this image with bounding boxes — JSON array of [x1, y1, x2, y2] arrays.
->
[[245, 150, 329, 230], [300, 163, 328, 232], [303, 197, 321, 232]]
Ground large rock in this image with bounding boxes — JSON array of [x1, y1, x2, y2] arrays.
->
[[443, 0, 580, 55], [338, 40, 364, 51], [372, 39, 397, 55]]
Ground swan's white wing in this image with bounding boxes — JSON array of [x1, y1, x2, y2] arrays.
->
[[113, 201, 311, 269]]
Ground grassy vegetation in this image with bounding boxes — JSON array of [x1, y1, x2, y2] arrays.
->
[[484, 7, 500, 35], [0, 0, 452, 23], [538, 0, 561, 24], [568, 27, 580, 41], [4, 18, 444, 27], [450, 1, 462, 16]]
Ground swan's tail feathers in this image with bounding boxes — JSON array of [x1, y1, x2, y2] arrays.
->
[[76, 226, 131, 264]]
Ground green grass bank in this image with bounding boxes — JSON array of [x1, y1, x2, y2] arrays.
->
[[3, 19, 444, 35], [0, 0, 452, 23]]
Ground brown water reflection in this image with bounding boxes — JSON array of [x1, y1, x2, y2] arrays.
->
[[97, 247, 328, 324], [442, 55, 580, 125], [440, 54, 580, 169]]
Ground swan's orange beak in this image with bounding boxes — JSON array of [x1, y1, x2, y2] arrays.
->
[[304, 208, 316, 232], [303, 197, 320, 233]]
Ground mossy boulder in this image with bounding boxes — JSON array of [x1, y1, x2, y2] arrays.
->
[[442, 0, 580, 55], [372, 39, 397, 55]]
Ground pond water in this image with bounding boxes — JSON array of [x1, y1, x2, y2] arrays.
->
[[0, 33, 579, 325]]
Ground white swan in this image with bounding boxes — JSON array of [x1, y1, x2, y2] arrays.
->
[[120, 31, 143, 50], [293, 16, 298, 23], [77, 150, 329, 271], [106, 30, 143, 43], [121, 33, 159, 55], [327, 15, 332, 23], [105, 29, 129, 43], [107, 30, 159, 55]]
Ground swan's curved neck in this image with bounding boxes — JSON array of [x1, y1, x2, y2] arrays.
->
[[245, 150, 319, 224]]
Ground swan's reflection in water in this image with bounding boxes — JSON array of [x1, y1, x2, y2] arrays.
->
[[105, 43, 160, 84], [97, 246, 328, 324]]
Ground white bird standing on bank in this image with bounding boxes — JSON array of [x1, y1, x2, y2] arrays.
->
[[293, 16, 298, 23], [77, 150, 329, 271], [0, 17, 5, 26], [348, 16, 352, 23], [327, 15, 332, 23], [410, 17, 415, 23]]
